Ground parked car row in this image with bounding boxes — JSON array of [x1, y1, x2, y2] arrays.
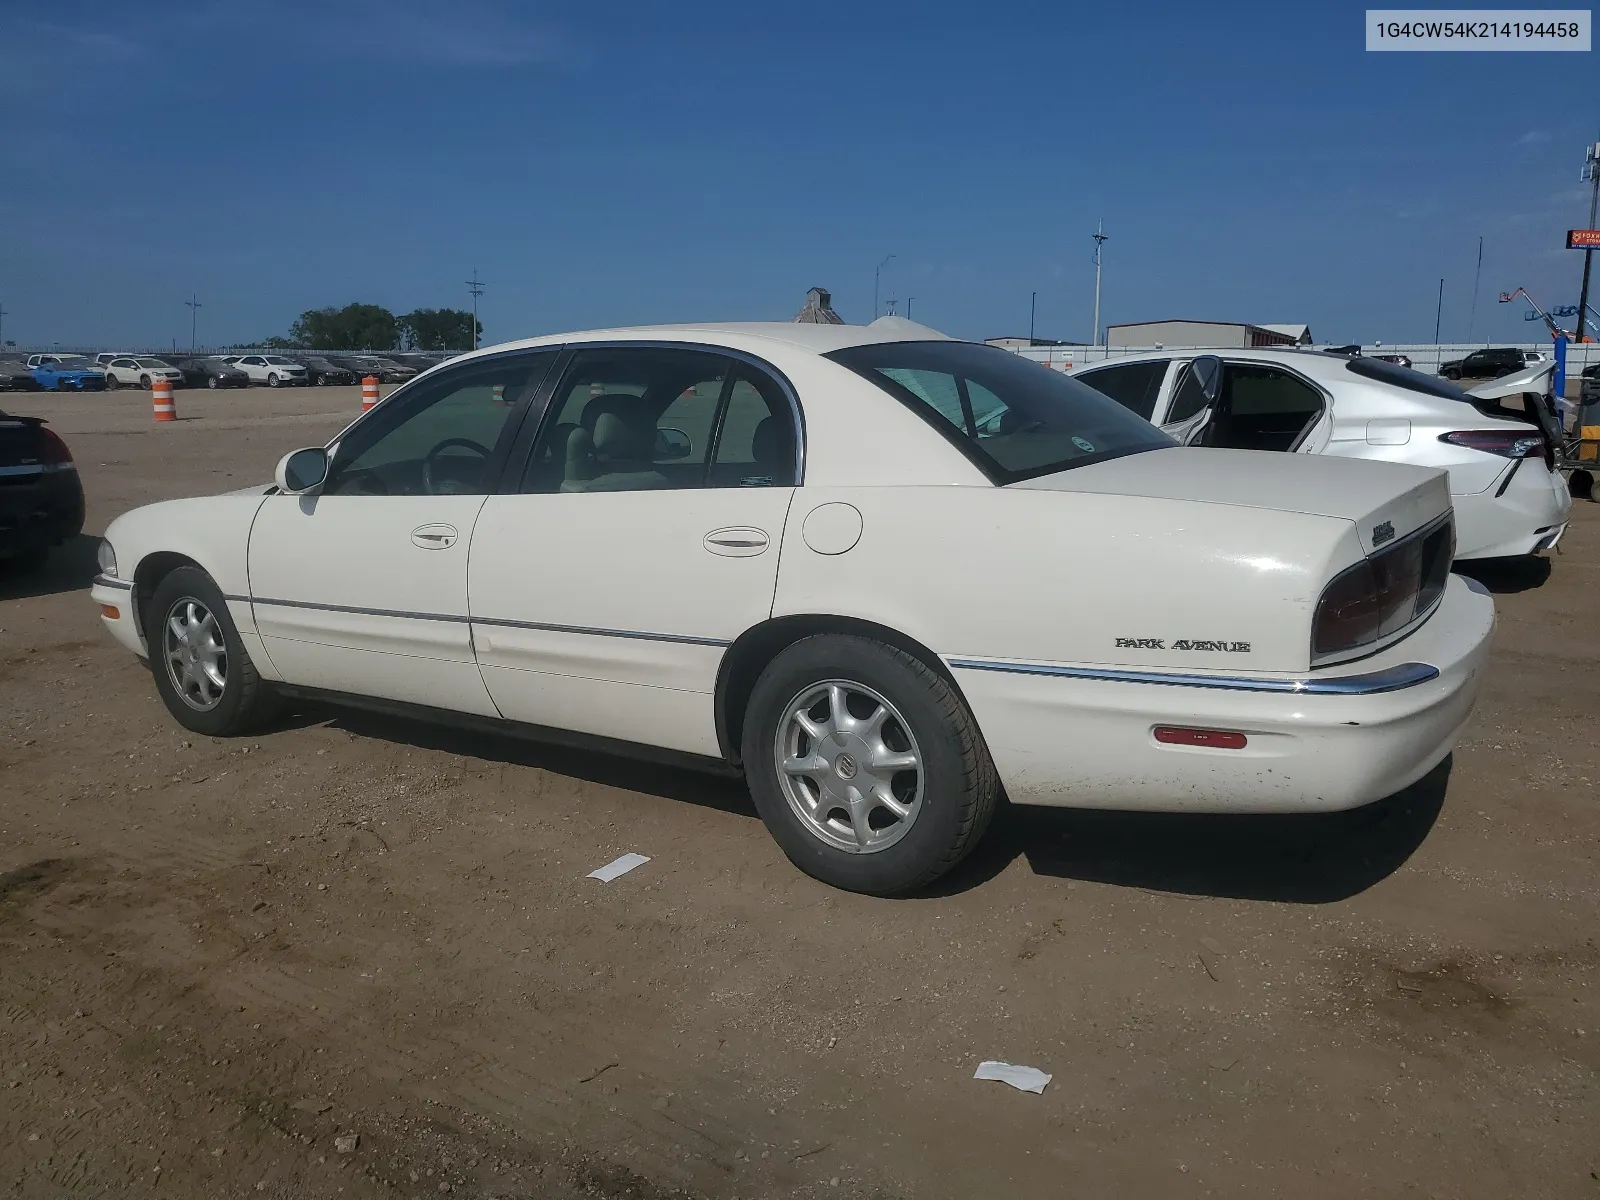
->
[[0, 350, 459, 392]]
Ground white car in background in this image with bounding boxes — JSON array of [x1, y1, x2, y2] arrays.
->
[[91, 321, 1492, 895], [102, 356, 184, 390], [1070, 348, 1570, 560], [225, 354, 309, 387]]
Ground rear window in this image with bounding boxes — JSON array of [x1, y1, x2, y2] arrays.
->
[[1074, 359, 1169, 420], [828, 341, 1174, 483], [1344, 357, 1473, 400]]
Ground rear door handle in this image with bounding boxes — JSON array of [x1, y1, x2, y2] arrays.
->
[[411, 523, 459, 550], [704, 527, 769, 557]]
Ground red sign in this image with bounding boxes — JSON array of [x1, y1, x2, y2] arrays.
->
[[1568, 229, 1600, 248]]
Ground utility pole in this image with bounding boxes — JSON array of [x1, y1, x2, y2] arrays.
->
[[905, 297, 915, 319], [1577, 139, 1599, 342], [1091, 220, 1108, 346], [873, 255, 896, 319], [184, 294, 202, 352], [1434, 278, 1444, 343], [1468, 237, 1483, 342], [0, 302, 7, 348], [466, 270, 485, 350], [1029, 291, 1037, 343]]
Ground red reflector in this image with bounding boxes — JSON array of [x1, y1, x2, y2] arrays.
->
[[1153, 726, 1248, 750]]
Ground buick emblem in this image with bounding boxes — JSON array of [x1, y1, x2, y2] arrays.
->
[[834, 753, 858, 780], [1371, 520, 1395, 547]]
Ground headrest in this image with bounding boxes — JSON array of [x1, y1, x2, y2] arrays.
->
[[586, 393, 659, 460]]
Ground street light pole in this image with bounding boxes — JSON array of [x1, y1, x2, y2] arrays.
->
[[0, 303, 7, 348], [1434, 277, 1444, 343], [905, 297, 915, 319], [1030, 291, 1037, 343], [466, 269, 485, 350], [873, 254, 896, 319], [184, 294, 202, 352], [1468, 236, 1483, 343], [1576, 139, 1599, 342], [1091, 220, 1108, 346]]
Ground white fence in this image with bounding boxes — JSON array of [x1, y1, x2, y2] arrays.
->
[[1014, 341, 1600, 381]]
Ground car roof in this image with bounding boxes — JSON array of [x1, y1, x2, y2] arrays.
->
[[438, 317, 953, 366], [1072, 346, 1416, 384]]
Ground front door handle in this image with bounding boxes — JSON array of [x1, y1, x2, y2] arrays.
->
[[704, 527, 769, 557], [411, 523, 459, 550]]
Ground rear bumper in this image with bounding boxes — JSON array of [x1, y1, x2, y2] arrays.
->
[[0, 470, 85, 558], [952, 574, 1494, 814], [1453, 459, 1571, 559]]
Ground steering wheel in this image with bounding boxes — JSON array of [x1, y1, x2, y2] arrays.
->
[[422, 437, 492, 494]]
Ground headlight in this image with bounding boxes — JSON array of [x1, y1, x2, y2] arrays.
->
[[96, 538, 118, 578]]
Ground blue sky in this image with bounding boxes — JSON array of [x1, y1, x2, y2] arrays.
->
[[3, 0, 1597, 349]]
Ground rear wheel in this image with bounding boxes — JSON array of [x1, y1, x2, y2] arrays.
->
[[144, 566, 281, 736], [741, 635, 999, 896]]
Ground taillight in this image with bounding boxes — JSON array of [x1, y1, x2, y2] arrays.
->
[[38, 427, 73, 464], [1312, 517, 1453, 661], [1439, 429, 1544, 459]]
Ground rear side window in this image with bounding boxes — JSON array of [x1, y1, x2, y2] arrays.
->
[[1075, 360, 1168, 420], [828, 341, 1172, 483]]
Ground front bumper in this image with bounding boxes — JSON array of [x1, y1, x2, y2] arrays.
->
[[92, 573, 144, 655], [0, 468, 85, 559], [952, 574, 1494, 814]]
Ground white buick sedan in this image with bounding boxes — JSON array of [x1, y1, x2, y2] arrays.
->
[[92, 320, 1494, 895]]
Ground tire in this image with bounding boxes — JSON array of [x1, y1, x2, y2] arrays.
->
[[105, 373, 120, 390], [741, 635, 999, 896], [1442, 368, 1459, 380], [267, 373, 279, 388], [144, 566, 281, 736], [207, 374, 220, 389], [139, 374, 151, 389]]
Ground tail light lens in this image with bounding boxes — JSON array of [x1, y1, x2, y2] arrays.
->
[[38, 426, 73, 465], [1313, 517, 1454, 661], [1440, 429, 1549, 468]]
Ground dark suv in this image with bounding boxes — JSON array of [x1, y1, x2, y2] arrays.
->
[[1440, 347, 1543, 381]]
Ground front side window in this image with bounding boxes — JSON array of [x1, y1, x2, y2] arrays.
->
[[1075, 360, 1169, 421], [324, 351, 555, 496], [830, 341, 1171, 482], [521, 347, 799, 493]]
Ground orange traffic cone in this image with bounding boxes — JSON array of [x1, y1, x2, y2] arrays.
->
[[152, 378, 176, 422], [361, 376, 380, 412]]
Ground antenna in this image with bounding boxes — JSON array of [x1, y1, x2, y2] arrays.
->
[[1091, 220, 1109, 347], [466, 270, 485, 351]]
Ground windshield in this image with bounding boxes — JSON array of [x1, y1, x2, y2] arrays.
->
[[264, 356, 296, 365], [54, 355, 92, 366], [135, 357, 171, 368], [828, 341, 1174, 482], [1343, 356, 1475, 400]]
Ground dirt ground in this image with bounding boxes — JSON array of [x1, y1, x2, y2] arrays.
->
[[2, 385, 1597, 1199]]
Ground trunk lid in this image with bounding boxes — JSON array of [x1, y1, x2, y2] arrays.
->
[[1011, 446, 1450, 552]]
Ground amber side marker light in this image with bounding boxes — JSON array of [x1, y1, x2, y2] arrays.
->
[[100, 604, 120, 620], [1153, 726, 1248, 750]]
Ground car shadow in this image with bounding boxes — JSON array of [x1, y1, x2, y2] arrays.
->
[[929, 756, 1452, 903], [0, 534, 100, 601], [296, 701, 758, 821], [1453, 556, 1551, 594]]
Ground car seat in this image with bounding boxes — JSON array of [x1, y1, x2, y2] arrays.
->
[[560, 394, 670, 492]]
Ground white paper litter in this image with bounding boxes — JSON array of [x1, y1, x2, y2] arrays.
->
[[586, 853, 651, 882], [973, 1060, 1052, 1094]]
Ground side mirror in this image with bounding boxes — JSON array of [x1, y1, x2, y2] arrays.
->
[[275, 447, 329, 494], [1190, 355, 1223, 403], [654, 427, 693, 460]]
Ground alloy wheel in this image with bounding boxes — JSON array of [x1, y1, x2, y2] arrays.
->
[[163, 598, 228, 711], [775, 679, 924, 854]]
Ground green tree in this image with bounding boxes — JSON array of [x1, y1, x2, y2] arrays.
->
[[260, 335, 301, 350], [289, 303, 400, 351], [399, 308, 482, 352]]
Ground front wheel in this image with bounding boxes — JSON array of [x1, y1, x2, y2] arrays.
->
[[105, 373, 120, 390], [1442, 368, 1459, 380], [139, 374, 152, 389], [267, 373, 279, 387], [207, 374, 220, 389], [144, 566, 281, 736], [741, 635, 999, 896]]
